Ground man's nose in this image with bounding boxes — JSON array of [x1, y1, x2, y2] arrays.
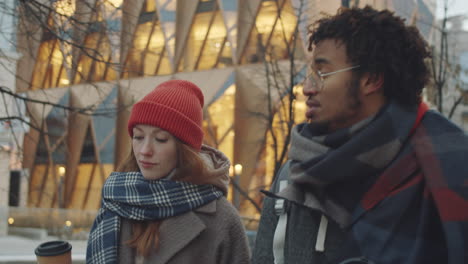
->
[[302, 78, 320, 96]]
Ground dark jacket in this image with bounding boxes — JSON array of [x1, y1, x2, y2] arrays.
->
[[252, 110, 468, 264], [252, 162, 348, 264]]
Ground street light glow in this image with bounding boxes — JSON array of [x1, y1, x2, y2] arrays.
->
[[234, 164, 243, 175], [58, 166, 66, 176]]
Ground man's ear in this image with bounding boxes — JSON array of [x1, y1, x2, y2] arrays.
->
[[361, 73, 384, 95]]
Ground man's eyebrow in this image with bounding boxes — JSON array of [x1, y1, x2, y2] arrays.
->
[[314, 57, 329, 65]]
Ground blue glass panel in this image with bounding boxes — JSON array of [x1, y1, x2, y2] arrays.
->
[[460, 52, 468, 84], [393, 0, 415, 22], [221, 0, 237, 11], [208, 71, 235, 105], [158, 0, 176, 21], [92, 86, 117, 163], [417, 0, 434, 40], [45, 91, 70, 164], [79, 126, 96, 163]]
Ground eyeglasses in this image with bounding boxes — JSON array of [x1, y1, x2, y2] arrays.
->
[[305, 65, 360, 91]]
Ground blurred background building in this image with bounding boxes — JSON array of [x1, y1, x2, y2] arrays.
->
[[430, 13, 468, 129], [0, 0, 442, 236]]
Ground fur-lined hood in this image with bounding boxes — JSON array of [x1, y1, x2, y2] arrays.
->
[[199, 144, 231, 194]]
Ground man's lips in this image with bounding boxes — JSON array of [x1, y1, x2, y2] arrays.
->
[[306, 100, 320, 108], [306, 99, 320, 118]]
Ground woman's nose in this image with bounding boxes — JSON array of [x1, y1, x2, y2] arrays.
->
[[139, 140, 153, 155]]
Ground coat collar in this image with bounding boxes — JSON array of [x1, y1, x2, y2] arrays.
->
[[193, 198, 217, 213], [148, 199, 217, 264]]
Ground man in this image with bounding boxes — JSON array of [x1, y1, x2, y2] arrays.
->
[[252, 6, 468, 264]]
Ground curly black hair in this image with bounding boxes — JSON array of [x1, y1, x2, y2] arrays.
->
[[309, 6, 431, 107]]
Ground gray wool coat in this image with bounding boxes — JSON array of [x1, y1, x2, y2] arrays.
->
[[118, 197, 251, 264]]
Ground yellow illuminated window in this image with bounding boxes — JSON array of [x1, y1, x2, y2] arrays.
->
[[197, 12, 229, 70], [54, 0, 75, 17], [123, 2, 171, 78], [205, 84, 235, 158], [179, 0, 232, 72], [31, 40, 70, 89], [75, 32, 117, 83], [241, 0, 297, 63]]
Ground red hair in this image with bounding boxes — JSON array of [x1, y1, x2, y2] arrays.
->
[[118, 139, 209, 257]]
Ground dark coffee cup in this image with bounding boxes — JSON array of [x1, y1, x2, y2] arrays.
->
[[35, 240, 72, 264]]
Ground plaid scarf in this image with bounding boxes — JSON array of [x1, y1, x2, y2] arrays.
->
[[278, 102, 417, 227], [276, 101, 468, 263], [86, 171, 224, 264]]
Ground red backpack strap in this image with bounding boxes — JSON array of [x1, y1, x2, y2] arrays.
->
[[410, 102, 429, 136], [360, 102, 429, 212]]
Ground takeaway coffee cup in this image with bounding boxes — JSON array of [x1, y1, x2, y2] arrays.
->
[[35, 240, 72, 264]]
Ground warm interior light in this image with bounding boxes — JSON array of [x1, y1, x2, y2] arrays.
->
[[58, 166, 66, 176], [54, 0, 76, 17], [65, 220, 72, 227], [106, 0, 123, 7], [234, 164, 243, 175], [8, 218, 14, 225]]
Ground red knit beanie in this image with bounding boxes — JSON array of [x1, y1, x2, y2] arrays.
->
[[128, 80, 204, 151]]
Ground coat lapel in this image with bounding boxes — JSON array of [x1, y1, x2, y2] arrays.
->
[[148, 200, 217, 264]]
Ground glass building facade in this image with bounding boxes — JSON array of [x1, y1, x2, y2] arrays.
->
[[15, 0, 435, 218]]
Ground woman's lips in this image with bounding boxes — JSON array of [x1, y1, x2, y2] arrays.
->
[[139, 161, 157, 169]]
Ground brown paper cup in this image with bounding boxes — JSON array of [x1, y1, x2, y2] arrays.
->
[[35, 240, 72, 264]]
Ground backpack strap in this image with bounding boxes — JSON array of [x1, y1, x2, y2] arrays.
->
[[272, 161, 291, 264], [315, 215, 328, 252], [409, 102, 428, 136]]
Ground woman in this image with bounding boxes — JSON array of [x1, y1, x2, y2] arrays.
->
[[86, 80, 250, 264]]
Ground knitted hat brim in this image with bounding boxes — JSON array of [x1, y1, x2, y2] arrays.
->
[[128, 101, 203, 151]]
